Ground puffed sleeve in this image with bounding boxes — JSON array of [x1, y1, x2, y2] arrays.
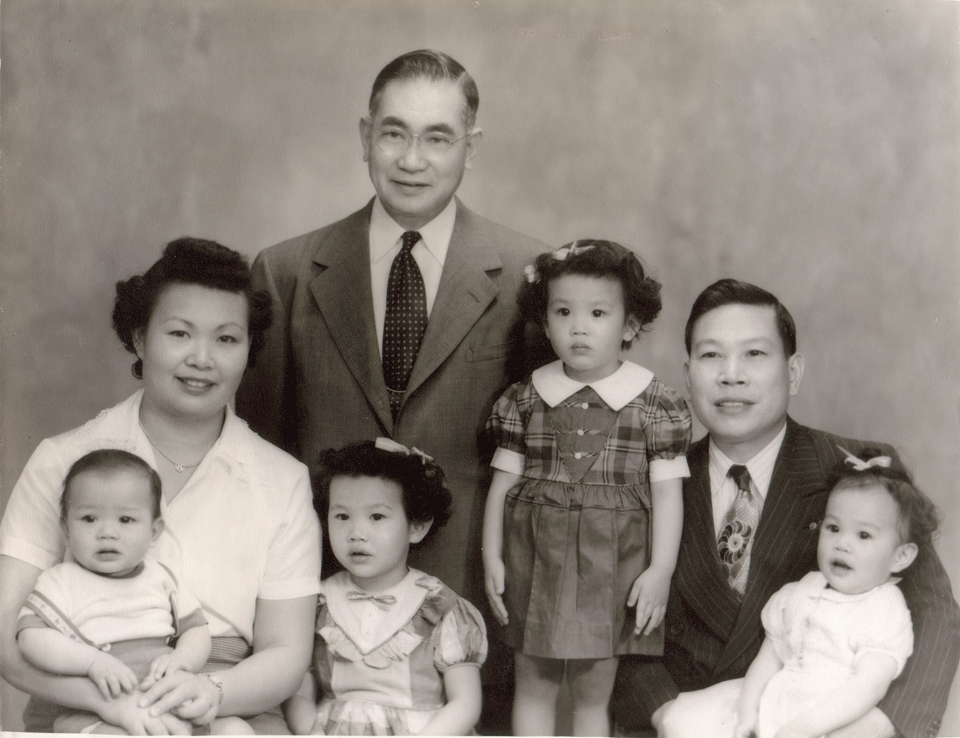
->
[[761, 579, 800, 659], [853, 584, 914, 677], [433, 597, 488, 674], [641, 379, 692, 483], [487, 382, 528, 475]]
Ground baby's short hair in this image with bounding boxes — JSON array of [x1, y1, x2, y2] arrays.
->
[[825, 448, 939, 549], [314, 440, 452, 547], [61, 449, 162, 521]]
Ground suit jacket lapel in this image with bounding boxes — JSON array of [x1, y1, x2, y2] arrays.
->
[[405, 201, 500, 396], [308, 201, 393, 431], [715, 417, 826, 674], [675, 439, 743, 639]]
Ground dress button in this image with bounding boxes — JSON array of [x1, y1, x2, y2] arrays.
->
[[580, 402, 589, 409], [574, 452, 582, 459], [577, 429, 585, 436]]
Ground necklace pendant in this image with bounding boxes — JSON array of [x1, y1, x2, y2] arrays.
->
[[174, 463, 185, 473]]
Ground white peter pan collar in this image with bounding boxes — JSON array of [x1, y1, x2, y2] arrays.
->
[[531, 360, 654, 411]]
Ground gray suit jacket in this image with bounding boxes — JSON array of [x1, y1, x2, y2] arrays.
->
[[236, 198, 548, 607]]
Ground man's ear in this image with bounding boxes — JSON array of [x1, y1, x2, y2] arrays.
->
[[891, 542, 919, 574], [408, 518, 433, 545], [463, 128, 482, 171], [150, 517, 165, 545], [359, 117, 373, 163], [787, 352, 805, 397]]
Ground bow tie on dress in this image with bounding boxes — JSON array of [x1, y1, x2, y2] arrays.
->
[[346, 590, 398, 610]]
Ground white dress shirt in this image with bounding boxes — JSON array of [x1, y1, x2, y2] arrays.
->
[[369, 196, 456, 351]]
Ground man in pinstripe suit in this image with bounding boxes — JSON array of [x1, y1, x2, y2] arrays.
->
[[612, 280, 959, 738]]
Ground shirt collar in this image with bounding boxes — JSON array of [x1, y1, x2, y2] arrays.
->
[[708, 422, 787, 500], [369, 196, 456, 267], [531, 360, 654, 411]]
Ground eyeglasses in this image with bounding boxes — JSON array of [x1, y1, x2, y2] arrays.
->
[[374, 127, 469, 158]]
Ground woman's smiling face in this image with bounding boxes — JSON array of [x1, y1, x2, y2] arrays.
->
[[134, 283, 250, 423]]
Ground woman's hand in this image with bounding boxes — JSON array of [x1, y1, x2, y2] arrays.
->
[[627, 564, 671, 636], [98, 691, 194, 735], [138, 671, 219, 726]]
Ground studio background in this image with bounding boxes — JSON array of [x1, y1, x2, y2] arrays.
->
[[2, 1, 957, 732]]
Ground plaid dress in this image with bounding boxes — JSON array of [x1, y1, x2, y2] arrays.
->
[[487, 360, 691, 659]]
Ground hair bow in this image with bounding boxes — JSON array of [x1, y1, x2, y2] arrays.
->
[[523, 264, 539, 283], [374, 437, 434, 464], [550, 240, 594, 261], [837, 446, 892, 471]]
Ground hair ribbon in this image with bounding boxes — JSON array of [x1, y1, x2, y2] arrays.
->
[[837, 446, 892, 471], [374, 437, 434, 464]]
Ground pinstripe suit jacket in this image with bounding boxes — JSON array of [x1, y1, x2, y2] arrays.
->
[[235, 198, 548, 609], [665, 418, 959, 738]]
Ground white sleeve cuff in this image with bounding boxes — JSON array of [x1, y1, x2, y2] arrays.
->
[[649, 456, 690, 482], [491, 447, 526, 475]]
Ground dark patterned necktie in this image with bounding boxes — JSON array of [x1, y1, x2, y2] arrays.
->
[[717, 464, 760, 598], [382, 231, 427, 420]]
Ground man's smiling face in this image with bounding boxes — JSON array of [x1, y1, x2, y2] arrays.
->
[[684, 303, 804, 462]]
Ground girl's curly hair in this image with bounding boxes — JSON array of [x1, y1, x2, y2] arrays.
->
[[314, 440, 453, 547]]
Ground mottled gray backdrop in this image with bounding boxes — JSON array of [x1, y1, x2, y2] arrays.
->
[[2, 1, 958, 731]]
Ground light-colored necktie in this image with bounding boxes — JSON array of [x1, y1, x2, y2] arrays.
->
[[717, 464, 760, 597], [382, 231, 427, 420]]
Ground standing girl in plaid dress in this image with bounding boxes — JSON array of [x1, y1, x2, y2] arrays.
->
[[482, 240, 692, 736]]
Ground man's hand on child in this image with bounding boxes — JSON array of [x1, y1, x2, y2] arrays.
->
[[88, 651, 140, 700], [627, 565, 671, 636], [483, 557, 509, 626]]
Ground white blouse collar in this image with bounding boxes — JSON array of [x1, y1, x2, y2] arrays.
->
[[531, 360, 653, 411]]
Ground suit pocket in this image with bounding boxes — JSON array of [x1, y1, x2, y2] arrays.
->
[[465, 340, 515, 362]]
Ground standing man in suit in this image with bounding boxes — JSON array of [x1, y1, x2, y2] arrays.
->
[[612, 279, 959, 738], [235, 49, 547, 728]]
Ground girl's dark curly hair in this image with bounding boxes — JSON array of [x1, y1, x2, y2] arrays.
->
[[112, 237, 272, 379], [518, 239, 662, 349], [825, 448, 940, 550], [314, 440, 453, 547]]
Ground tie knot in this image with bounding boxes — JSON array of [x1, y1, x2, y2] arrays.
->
[[728, 464, 751, 493], [401, 231, 422, 254]]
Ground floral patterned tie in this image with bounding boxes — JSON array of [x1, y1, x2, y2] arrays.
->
[[382, 231, 427, 420], [717, 464, 759, 598]]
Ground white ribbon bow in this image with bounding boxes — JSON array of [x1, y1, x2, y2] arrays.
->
[[374, 437, 434, 464], [838, 446, 892, 471]]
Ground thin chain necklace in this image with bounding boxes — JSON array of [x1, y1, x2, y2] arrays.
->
[[139, 419, 202, 473]]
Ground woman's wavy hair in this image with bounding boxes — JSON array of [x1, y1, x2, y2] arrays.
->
[[518, 239, 662, 350], [113, 237, 272, 379], [825, 448, 940, 550], [314, 440, 452, 548]]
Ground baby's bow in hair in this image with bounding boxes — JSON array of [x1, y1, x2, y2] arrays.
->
[[837, 446, 892, 471], [374, 437, 434, 464]]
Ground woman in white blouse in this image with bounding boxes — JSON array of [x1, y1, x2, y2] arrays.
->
[[0, 237, 321, 734]]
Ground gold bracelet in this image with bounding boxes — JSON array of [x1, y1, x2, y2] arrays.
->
[[204, 673, 224, 707]]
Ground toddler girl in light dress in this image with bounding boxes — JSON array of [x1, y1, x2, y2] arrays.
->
[[286, 439, 487, 736]]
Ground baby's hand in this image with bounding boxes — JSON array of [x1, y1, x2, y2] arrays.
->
[[483, 557, 509, 626], [627, 565, 671, 636], [734, 709, 758, 738], [88, 650, 140, 700], [144, 653, 185, 687], [772, 724, 812, 738]]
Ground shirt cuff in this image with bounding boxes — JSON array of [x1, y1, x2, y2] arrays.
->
[[491, 447, 526, 475], [259, 575, 322, 601], [0, 537, 62, 571], [649, 456, 690, 483]]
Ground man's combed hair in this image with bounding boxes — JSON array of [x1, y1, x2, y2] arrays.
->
[[369, 49, 479, 130], [61, 449, 162, 521], [684, 278, 797, 357], [113, 237, 272, 379]]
